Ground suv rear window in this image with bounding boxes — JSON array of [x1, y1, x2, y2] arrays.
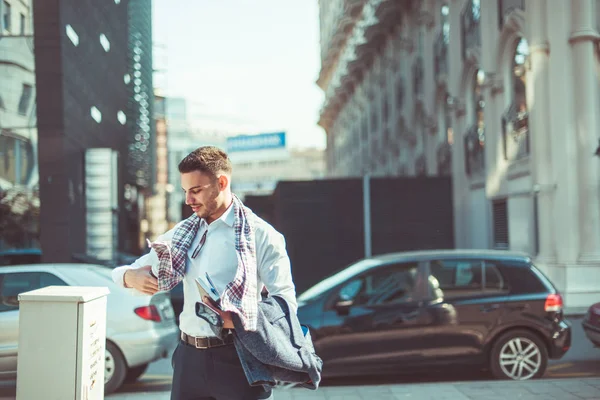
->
[[486, 261, 548, 294]]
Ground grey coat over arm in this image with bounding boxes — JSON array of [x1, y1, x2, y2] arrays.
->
[[232, 296, 323, 390]]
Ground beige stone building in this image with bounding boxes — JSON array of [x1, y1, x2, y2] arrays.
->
[[317, 0, 600, 310], [0, 0, 36, 191], [231, 147, 326, 200]]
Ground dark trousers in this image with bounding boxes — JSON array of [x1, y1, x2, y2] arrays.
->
[[171, 340, 273, 400]]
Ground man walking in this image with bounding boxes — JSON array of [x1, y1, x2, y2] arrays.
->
[[112, 146, 297, 399]]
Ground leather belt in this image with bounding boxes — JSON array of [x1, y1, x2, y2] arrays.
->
[[180, 332, 233, 349]]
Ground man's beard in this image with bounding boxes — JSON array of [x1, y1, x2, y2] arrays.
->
[[194, 201, 217, 219]]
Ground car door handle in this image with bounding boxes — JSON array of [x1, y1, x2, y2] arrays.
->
[[480, 304, 500, 313]]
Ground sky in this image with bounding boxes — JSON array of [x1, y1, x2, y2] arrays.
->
[[152, 0, 326, 150]]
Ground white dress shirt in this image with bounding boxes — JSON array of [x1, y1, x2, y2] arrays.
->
[[112, 203, 297, 337]]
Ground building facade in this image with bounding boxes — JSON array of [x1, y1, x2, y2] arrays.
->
[[0, 0, 38, 249], [33, 0, 130, 262], [317, 0, 600, 310], [0, 0, 36, 191], [143, 94, 169, 242], [227, 132, 325, 200], [127, 0, 155, 191], [165, 97, 191, 226]]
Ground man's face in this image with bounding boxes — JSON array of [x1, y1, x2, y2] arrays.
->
[[181, 170, 224, 221]]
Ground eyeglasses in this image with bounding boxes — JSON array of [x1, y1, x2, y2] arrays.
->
[[191, 229, 208, 259]]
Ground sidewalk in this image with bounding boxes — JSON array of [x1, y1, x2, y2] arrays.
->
[[107, 378, 600, 400]]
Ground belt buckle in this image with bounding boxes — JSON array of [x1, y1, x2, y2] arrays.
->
[[194, 337, 208, 349]]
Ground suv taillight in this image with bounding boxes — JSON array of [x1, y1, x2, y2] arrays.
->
[[134, 305, 161, 322], [544, 294, 563, 312]]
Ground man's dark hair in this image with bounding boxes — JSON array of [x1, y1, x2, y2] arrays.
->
[[178, 146, 232, 178]]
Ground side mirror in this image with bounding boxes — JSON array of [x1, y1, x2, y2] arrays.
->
[[334, 279, 362, 315], [334, 299, 353, 316]]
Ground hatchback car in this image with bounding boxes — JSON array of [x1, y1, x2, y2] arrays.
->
[[0, 263, 179, 393], [296, 249, 571, 381], [582, 302, 600, 347]]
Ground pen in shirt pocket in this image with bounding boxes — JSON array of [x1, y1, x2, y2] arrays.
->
[[205, 272, 221, 297]]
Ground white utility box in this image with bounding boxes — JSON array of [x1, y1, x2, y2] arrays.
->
[[16, 286, 110, 400]]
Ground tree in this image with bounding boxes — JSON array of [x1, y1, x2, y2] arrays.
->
[[0, 187, 40, 248]]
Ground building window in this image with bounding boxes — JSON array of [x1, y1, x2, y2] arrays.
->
[[370, 107, 377, 132], [19, 12, 24, 35], [445, 94, 453, 145], [434, 5, 450, 79], [361, 115, 368, 143], [0, 135, 33, 185], [461, 0, 481, 60], [2, 1, 10, 33], [502, 37, 530, 160], [99, 33, 110, 52], [65, 24, 79, 46], [17, 84, 32, 116], [117, 110, 127, 125], [413, 57, 424, 97], [464, 69, 485, 175], [492, 199, 509, 249], [396, 78, 404, 110], [382, 94, 389, 125], [90, 106, 102, 123], [498, 0, 525, 28]]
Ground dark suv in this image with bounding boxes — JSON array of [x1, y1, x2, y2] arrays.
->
[[296, 249, 571, 381]]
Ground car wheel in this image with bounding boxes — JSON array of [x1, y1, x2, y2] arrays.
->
[[490, 329, 548, 380], [105, 341, 127, 394], [124, 363, 148, 383]]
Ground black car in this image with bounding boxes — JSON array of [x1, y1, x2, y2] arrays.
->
[[0, 248, 42, 266], [296, 249, 571, 381], [582, 302, 600, 347]]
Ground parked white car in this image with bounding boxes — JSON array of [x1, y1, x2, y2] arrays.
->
[[0, 263, 178, 393]]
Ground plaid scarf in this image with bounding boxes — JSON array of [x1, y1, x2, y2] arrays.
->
[[148, 194, 258, 331]]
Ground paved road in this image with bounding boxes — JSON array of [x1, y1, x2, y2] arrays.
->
[[0, 317, 597, 399], [107, 378, 600, 400], [112, 316, 599, 395]]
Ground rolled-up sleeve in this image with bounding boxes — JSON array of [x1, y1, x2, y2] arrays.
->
[[111, 225, 178, 293], [256, 224, 297, 313], [111, 251, 159, 294]]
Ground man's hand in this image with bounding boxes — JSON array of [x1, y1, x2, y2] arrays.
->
[[203, 296, 234, 329], [124, 265, 159, 295]]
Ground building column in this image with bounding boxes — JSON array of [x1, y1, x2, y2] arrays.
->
[[527, 0, 556, 264], [419, 7, 437, 176], [569, 0, 600, 263], [479, 0, 500, 249], [542, 0, 588, 304], [448, 0, 469, 248], [396, 12, 415, 176]]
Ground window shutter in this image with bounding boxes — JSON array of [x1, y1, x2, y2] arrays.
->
[[493, 200, 509, 249]]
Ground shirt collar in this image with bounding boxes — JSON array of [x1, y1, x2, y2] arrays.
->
[[201, 201, 234, 228], [220, 201, 235, 227]]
